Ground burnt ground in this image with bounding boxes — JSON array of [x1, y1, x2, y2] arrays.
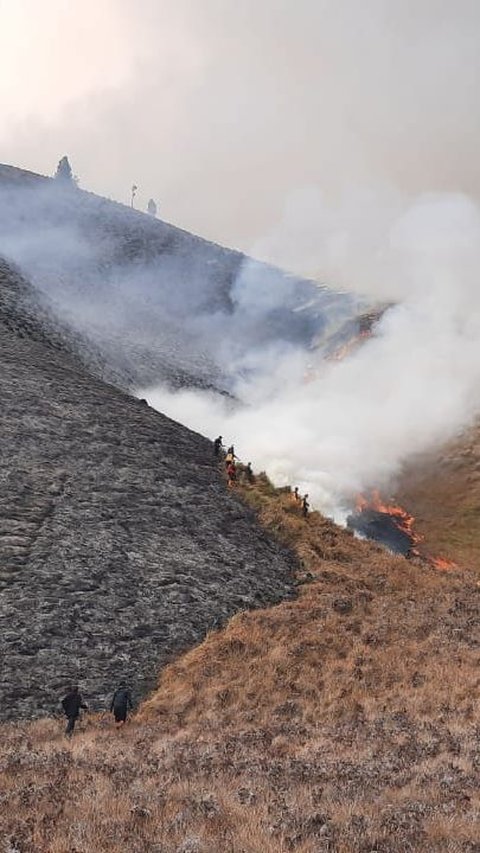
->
[[0, 483, 479, 852], [347, 508, 414, 556], [0, 259, 296, 720]]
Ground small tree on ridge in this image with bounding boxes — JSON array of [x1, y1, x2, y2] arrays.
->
[[54, 156, 77, 186]]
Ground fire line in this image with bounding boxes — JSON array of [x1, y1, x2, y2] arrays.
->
[[351, 490, 456, 570]]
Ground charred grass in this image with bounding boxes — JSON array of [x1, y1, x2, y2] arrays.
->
[[1, 475, 479, 852]]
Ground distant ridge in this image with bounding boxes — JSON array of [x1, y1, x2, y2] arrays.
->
[[0, 162, 374, 395]]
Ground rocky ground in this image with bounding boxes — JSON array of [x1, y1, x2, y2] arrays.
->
[[0, 258, 297, 720]]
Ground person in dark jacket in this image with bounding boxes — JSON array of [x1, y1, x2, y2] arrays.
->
[[213, 436, 223, 457], [302, 494, 310, 518], [244, 462, 255, 485], [110, 681, 133, 727], [61, 685, 88, 737]]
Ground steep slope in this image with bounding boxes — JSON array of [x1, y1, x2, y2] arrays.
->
[[0, 481, 478, 852], [0, 258, 296, 720], [0, 256, 131, 389], [395, 423, 480, 568], [0, 163, 374, 394]]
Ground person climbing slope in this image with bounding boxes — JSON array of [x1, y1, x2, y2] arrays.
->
[[213, 436, 223, 457], [225, 445, 236, 467], [244, 462, 255, 485], [110, 680, 133, 728], [61, 685, 88, 737], [227, 461, 237, 488], [302, 494, 310, 518]]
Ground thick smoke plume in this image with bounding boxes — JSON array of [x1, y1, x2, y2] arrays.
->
[[0, 177, 365, 395], [144, 190, 480, 516], [2, 177, 480, 517], [2, 0, 480, 516]]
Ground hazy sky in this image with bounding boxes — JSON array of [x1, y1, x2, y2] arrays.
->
[[1, 0, 480, 272]]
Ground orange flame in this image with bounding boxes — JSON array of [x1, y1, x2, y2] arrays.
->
[[430, 555, 457, 571], [355, 490, 456, 570], [355, 489, 421, 548]]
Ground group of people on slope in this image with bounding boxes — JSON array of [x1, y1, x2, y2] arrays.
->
[[213, 436, 255, 489], [61, 681, 133, 737], [213, 436, 310, 517], [292, 485, 310, 518]]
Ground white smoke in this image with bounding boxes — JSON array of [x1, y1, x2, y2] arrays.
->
[[142, 190, 480, 515], [2, 177, 480, 519], [0, 176, 367, 391]]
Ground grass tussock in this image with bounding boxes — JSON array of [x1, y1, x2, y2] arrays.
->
[[1, 475, 479, 852]]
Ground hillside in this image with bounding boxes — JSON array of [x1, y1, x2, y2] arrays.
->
[[0, 163, 374, 395], [0, 257, 297, 720], [1, 161, 479, 852], [0, 479, 478, 851], [396, 423, 480, 568]]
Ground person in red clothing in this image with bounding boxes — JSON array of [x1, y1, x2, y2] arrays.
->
[[227, 461, 237, 488]]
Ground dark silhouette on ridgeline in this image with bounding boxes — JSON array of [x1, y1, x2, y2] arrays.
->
[[54, 156, 77, 186], [61, 685, 88, 737], [213, 436, 223, 456], [147, 198, 157, 217], [110, 681, 133, 728]]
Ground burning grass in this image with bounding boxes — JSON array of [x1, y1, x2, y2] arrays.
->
[[349, 488, 460, 569], [1, 475, 479, 851]]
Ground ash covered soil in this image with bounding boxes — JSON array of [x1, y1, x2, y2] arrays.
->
[[1, 483, 479, 852], [0, 259, 296, 720]]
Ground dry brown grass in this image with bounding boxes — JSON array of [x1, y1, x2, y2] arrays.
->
[[397, 422, 480, 569], [1, 475, 479, 852]]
